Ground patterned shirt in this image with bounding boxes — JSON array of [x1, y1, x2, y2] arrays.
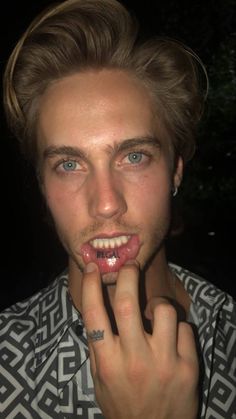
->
[[0, 264, 235, 418]]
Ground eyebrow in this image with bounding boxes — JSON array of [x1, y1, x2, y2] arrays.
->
[[110, 136, 161, 154], [43, 136, 161, 160], [43, 145, 87, 160]]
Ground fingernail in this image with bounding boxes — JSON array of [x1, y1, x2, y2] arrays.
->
[[85, 262, 98, 273]]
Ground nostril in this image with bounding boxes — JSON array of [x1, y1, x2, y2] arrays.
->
[[88, 180, 127, 219]]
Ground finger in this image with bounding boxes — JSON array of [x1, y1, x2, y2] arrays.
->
[[177, 322, 199, 390], [87, 339, 96, 378], [177, 322, 198, 364], [82, 262, 114, 366], [144, 297, 165, 329], [152, 298, 178, 360], [114, 261, 145, 352]]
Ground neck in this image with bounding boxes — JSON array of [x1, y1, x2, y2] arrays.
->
[[144, 247, 176, 301]]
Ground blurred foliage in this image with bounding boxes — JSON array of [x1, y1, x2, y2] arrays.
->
[[125, 2, 236, 289], [182, 35, 236, 210], [124, 0, 236, 215]]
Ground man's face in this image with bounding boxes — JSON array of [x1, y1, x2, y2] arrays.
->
[[38, 69, 182, 284]]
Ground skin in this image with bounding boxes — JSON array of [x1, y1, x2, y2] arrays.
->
[[37, 68, 198, 418], [38, 69, 185, 306]]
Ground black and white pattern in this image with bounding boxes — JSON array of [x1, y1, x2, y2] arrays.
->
[[171, 264, 236, 419], [0, 273, 102, 418], [1, 265, 236, 418]]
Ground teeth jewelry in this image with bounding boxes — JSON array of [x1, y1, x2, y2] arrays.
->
[[87, 329, 105, 342]]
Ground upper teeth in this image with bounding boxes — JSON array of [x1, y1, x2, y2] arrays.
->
[[90, 235, 130, 249]]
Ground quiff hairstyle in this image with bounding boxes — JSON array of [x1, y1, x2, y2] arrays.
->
[[3, 0, 207, 166]]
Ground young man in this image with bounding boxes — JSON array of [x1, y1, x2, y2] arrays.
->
[[1, 0, 235, 418]]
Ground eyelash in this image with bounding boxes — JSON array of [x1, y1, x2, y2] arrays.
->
[[54, 158, 82, 172], [53, 149, 153, 172], [122, 149, 152, 165]]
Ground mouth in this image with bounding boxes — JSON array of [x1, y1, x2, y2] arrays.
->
[[80, 233, 140, 274]]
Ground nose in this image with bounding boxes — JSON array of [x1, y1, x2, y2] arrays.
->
[[87, 169, 127, 220]]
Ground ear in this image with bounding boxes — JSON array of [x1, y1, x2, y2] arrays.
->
[[173, 156, 183, 189]]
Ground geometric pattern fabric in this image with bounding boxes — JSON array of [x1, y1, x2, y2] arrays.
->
[[1, 265, 236, 418], [172, 264, 236, 418]]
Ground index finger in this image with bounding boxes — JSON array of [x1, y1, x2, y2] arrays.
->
[[113, 261, 145, 352], [81, 262, 114, 360]]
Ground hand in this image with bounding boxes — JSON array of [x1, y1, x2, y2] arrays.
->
[[81, 261, 199, 419]]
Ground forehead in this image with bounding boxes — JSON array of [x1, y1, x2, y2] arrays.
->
[[37, 69, 160, 153]]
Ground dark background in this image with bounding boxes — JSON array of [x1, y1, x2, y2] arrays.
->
[[0, 0, 235, 311]]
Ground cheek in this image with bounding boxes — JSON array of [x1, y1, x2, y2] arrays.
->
[[45, 182, 68, 212], [43, 179, 85, 227], [128, 169, 171, 214]]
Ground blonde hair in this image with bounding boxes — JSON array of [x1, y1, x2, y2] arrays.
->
[[3, 0, 208, 165]]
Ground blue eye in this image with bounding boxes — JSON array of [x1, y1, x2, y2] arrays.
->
[[62, 160, 79, 171], [127, 152, 143, 164]]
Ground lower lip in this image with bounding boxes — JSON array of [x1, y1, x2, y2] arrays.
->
[[80, 235, 140, 274]]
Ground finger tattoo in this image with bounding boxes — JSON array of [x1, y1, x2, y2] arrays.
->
[[87, 329, 105, 342]]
